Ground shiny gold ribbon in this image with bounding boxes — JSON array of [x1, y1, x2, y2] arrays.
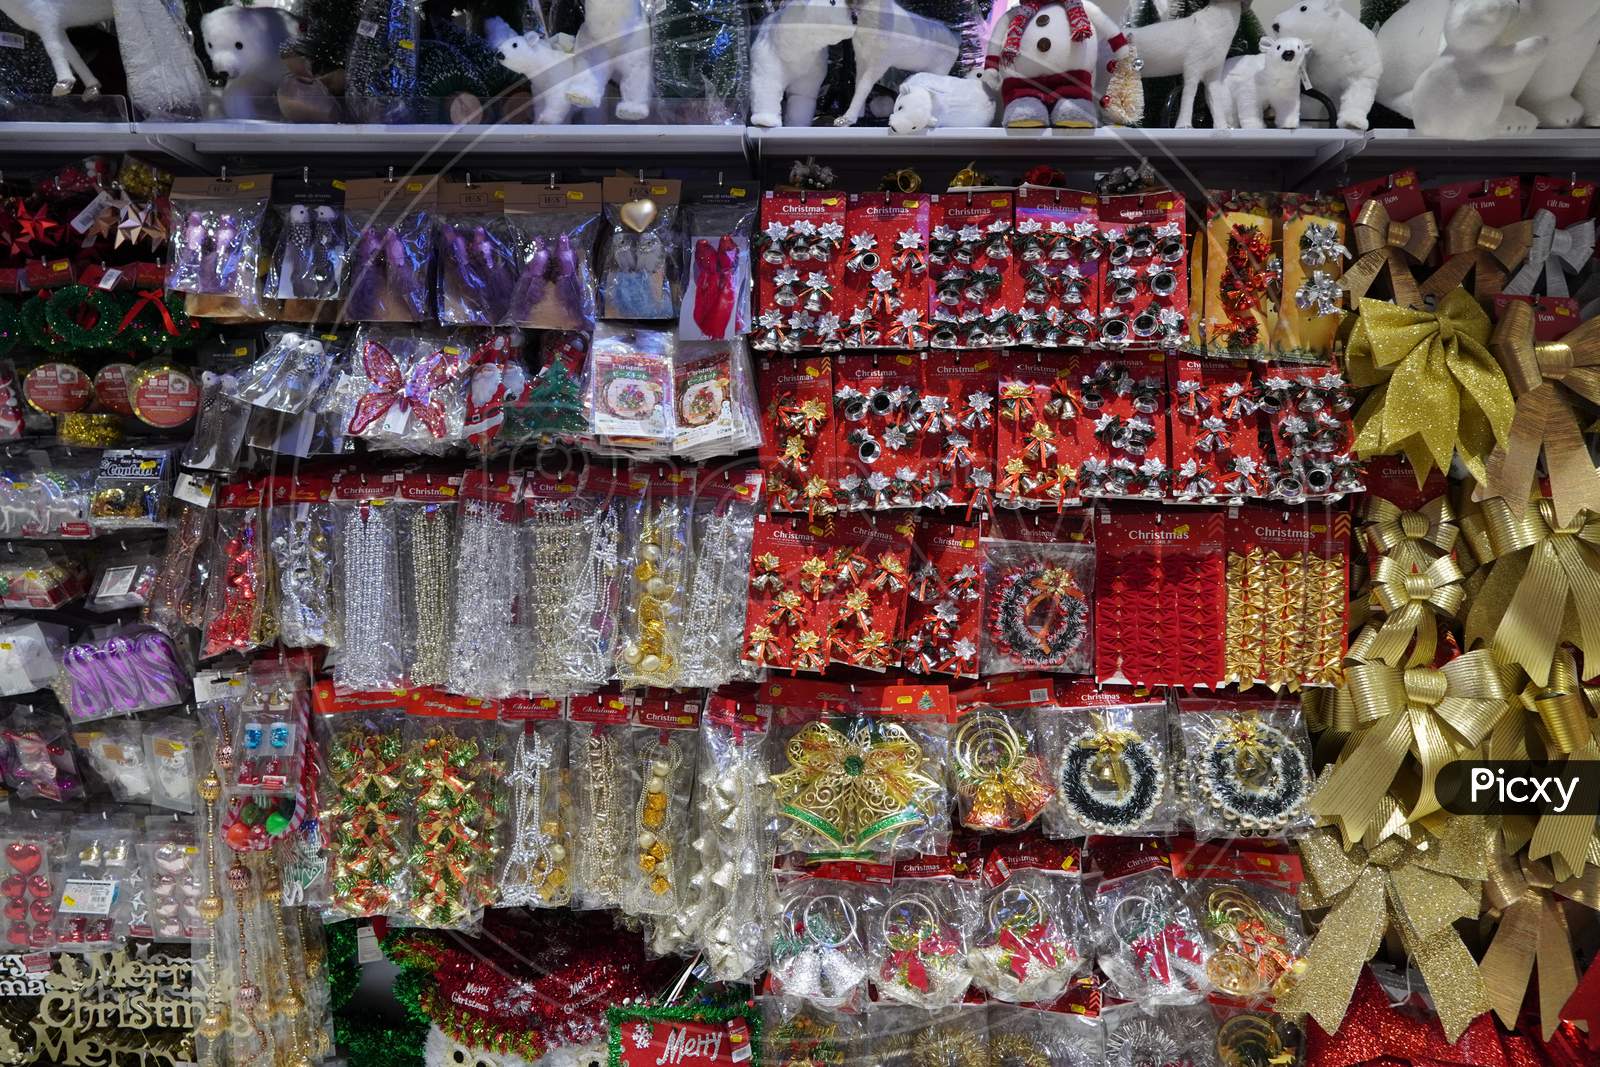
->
[[1464, 498, 1600, 685], [1348, 290, 1516, 484], [1277, 814, 1490, 1042], [1420, 206, 1533, 302], [1361, 495, 1459, 571], [1480, 845, 1599, 1036], [1478, 301, 1600, 526], [1347, 554, 1465, 667], [1497, 650, 1600, 877], [1310, 650, 1509, 844], [1342, 200, 1439, 309]]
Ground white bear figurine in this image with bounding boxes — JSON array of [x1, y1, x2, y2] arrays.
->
[[748, 0, 857, 128], [200, 5, 297, 120], [984, 0, 1131, 128], [486, 17, 598, 124], [1270, 0, 1382, 131], [1129, 0, 1243, 128], [1220, 36, 1312, 129], [833, 0, 960, 127], [888, 71, 996, 131], [558, 0, 653, 121], [1377, 0, 1600, 129], [1411, 0, 1548, 139]]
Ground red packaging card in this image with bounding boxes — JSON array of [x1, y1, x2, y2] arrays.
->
[[995, 351, 1079, 509], [902, 521, 984, 678], [744, 516, 838, 673], [1169, 358, 1265, 503], [1076, 351, 1171, 500], [929, 190, 1019, 350], [1223, 505, 1350, 688], [824, 514, 915, 671], [1493, 294, 1582, 340], [1094, 504, 1226, 687], [918, 351, 998, 510], [1529, 176, 1596, 229], [839, 193, 930, 349], [757, 355, 835, 515], [831, 353, 923, 510], [1253, 363, 1360, 502], [1014, 187, 1102, 348], [752, 190, 848, 352], [1428, 176, 1524, 226], [1097, 192, 1189, 351]]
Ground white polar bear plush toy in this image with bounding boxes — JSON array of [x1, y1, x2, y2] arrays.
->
[[1377, 0, 1600, 129], [833, 0, 961, 127], [1220, 36, 1312, 129], [888, 71, 996, 131], [486, 17, 597, 124], [983, 0, 1132, 128], [1270, 0, 1382, 131], [748, 0, 857, 128], [556, 0, 653, 120], [1411, 0, 1548, 138], [200, 5, 297, 120]]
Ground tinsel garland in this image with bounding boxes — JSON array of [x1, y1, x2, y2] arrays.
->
[[43, 285, 121, 350], [605, 1001, 762, 1067]]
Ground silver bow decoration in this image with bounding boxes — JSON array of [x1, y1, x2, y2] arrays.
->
[[1504, 209, 1596, 299]]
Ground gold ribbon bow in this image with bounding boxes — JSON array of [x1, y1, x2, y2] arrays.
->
[[1276, 815, 1490, 1042], [1464, 497, 1600, 686], [1346, 554, 1466, 667], [1420, 206, 1534, 301], [773, 718, 941, 852], [1480, 845, 1599, 1036], [1310, 650, 1509, 844], [1342, 200, 1440, 309], [1505, 210, 1598, 299], [1348, 290, 1516, 484], [1477, 301, 1600, 526], [1361, 495, 1459, 571]]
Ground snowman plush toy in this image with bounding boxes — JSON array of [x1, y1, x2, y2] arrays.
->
[[984, 0, 1131, 127]]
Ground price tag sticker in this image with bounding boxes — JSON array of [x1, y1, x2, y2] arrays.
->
[[60, 878, 117, 916], [356, 925, 383, 964]]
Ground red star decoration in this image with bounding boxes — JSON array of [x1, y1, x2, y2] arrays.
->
[[12, 202, 60, 257]]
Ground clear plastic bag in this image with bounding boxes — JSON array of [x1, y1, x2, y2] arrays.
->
[[496, 719, 571, 908], [51, 816, 139, 951], [685, 703, 773, 981], [342, 327, 469, 452], [0, 813, 64, 950], [401, 717, 508, 928], [183, 371, 251, 471], [1174, 699, 1314, 840], [145, 501, 213, 635], [568, 715, 632, 910], [980, 535, 1095, 675], [587, 324, 675, 456], [60, 625, 188, 722], [88, 448, 175, 530], [520, 478, 628, 695], [951, 703, 1054, 833], [678, 475, 759, 689], [616, 485, 692, 689], [200, 504, 276, 659], [601, 179, 681, 321], [1092, 866, 1208, 1005], [269, 501, 339, 650], [231, 330, 341, 415], [73, 718, 151, 803], [397, 495, 455, 689], [968, 865, 1086, 1003], [680, 197, 757, 341], [444, 489, 522, 699], [621, 721, 695, 918], [1183, 877, 1307, 1005], [870, 866, 977, 1008], [1102, 1003, 1220, 1067], [505, 185, 602, 332], [436, 212, 521, 326], [141, 815, 207, 942], [331, 499, 405, 692], [344, 187, 435, 323], [762, 999, 869, 1066], [86, 543, 163, 612], [769, 868, 881, 1013], [265, 199, 349, 302], [1044, 700, 1174, 838], [167, 177, 271, 302], [143, 714, 203, 814], [320, 703, 411, 918], [986, 1005, 1104, 1067]]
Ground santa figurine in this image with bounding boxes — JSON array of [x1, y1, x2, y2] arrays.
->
[[984, 0, 1133, 128]]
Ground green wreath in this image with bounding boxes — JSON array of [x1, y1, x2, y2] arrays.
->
[[120, 291, 205, 355], [18, 294, 68, 353], [0, 299, 18, 359], [45, 285, 124, 351]]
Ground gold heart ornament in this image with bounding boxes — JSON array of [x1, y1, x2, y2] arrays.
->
[[620, 198, 657, 233]]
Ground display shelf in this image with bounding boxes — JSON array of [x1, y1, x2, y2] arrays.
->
[[0, 121, 146, 157], [1363, 127, 1600, 161], [749, 124, 1363, 162]]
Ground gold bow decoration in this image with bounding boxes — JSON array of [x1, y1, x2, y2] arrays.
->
[[1419, 206, 1534, 302], [1346, 554, 1466, 667], [1341, 200, 1440, 309], [1480, 844, 1600, 1037], [1360, 495, 1460, 572], [1476, 301, 1600, 526], [1464, 497, 1600, 686], [1347, 290, 1516, 484], [1309, 650, 1510, 845], [1276, 814, 1491, 1042], [773, 717, 942, 853]]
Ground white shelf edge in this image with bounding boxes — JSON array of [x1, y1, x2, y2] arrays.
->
[[134, 121, 749, 157]]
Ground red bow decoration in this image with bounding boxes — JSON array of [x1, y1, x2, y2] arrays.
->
[[692, 236, 740, 339], [882, 931, 958, 993], [1132, 922, 1202, 985], [1306, 971, 1509, 1067], [118, 289, 178, 336], [998, 920, 1060, 981], [348, 341, 463, 439]]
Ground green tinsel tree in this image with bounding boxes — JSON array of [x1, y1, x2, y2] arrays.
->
[[1361, 0, 1409, 29], [506, 357, 586, 442]]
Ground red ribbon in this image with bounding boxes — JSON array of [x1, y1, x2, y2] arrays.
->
[[118, 289, 177, 335], [997, 921, 1058, 981]]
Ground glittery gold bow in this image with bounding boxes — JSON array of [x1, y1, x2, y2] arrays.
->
[[1477, 301, 1600, 526], [773, 718, 940, 853], [1275, 814, 1490, 1043], [1347, 290, 1515, 484], [1309, 650, 1509, 844], [1480, 841, 1600, 1037], [1420, 206, 1534, 302], [1342, 200, 1439, 309], [1464, 497, 1600, 686], [1360, 495, 1459, 572], [1346, 554, 1465, 667]]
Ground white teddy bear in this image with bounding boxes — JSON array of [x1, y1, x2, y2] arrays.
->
[[200, 5, 297, 121], [560, 0, 654, 120], [1411, 0, 1548, 138], [1220, 36, 1311, 129], [1270, 0, 1381, 131], [888, 71, 996, 132], [486, 17, 596, 124], [748, 0, 858, 128]]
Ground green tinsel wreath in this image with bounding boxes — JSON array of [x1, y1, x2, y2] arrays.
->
[[18, 294, 68, 353], [44, 285, 124, 350], [0, 299, 18, 359]]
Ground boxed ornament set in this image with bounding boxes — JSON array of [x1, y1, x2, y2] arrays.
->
[[1, 83, 1600, 1067]]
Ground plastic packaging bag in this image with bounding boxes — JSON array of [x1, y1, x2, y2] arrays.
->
[[769, 866, 882, 1012], [616, 477, 693, 689], [269, 496, 339, 649], [568, 706, 632, 910], [141, 815, 207, 942], [320, 701, 411, 918], [444, 472, 521, 699], [1184, 876, 1307, 1004], [330, 486, 404, 692], [586, 324, 675, 456], [73, 718, 151, 803], [343, 176, 436, 322], [677, 471, 760, 689], [968, 855, 1086, 1003], [143, 715, 204, 814], [182, 371, 251, 472], [496, 718, 571, 908], [505, 182, 602, 331], [51, 816, 139, 951], [980, 532, 1095, 675], [200, 491, 276, 659], [620, 712, 696, 918], [951, 701, 1054, 833], [436, 183, 521, 326], [1174, 698, 1314, 840], [167, 174, 272, 303], [673, 340, 763, 459], [1044, 699, 1174, 837], [231, 330, 341, 415], [0, 813, 64, 949], [600, 177, 681, 321], [1092, 862, 1208, 1005], [86, 543, 163, 612], [60, 626, 188, 722], [88, 448, 175, 530], [986, 1005, 1103, 1067], [145, 501, 212, 635], [870, 858, 977, 1008], [1102, 1004, 1220, 1067], [680, 193, 756, 341], [342, 327, 470, 452], [395, 474, 457, 688], [264, 182, 348, 302]]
